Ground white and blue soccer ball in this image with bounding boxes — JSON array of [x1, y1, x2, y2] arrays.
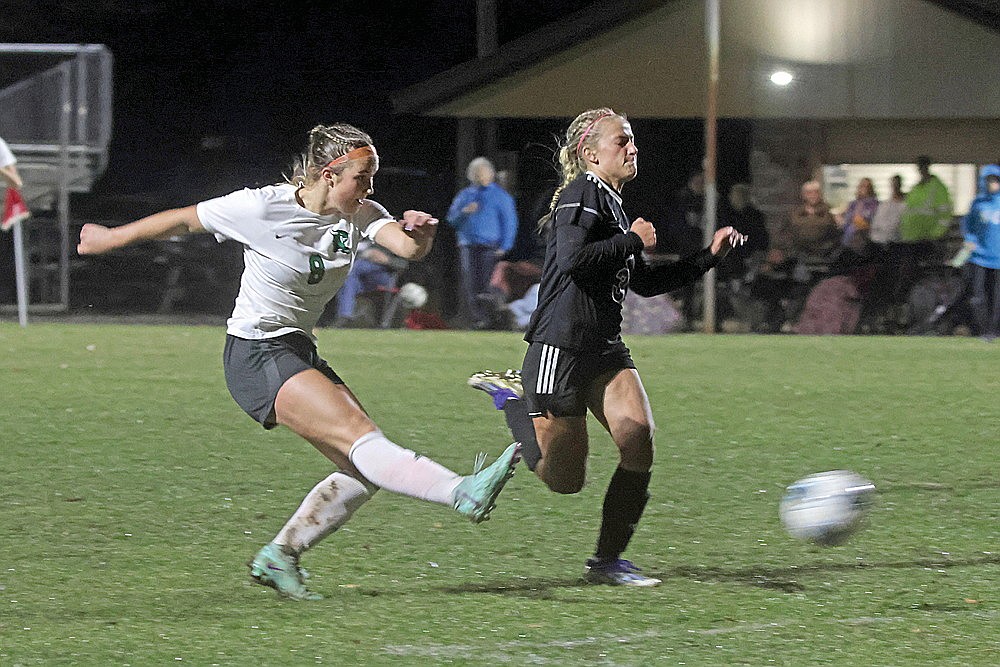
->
[[779, 470, 877, 546]]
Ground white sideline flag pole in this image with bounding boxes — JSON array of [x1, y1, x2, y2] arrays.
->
[[702, 0, 720, 334], [12, 219, 28, 327]]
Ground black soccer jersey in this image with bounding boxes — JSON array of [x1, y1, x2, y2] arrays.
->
[[524, 172, 718, 350]]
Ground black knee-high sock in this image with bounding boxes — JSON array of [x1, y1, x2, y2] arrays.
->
[[502, 398, 541, 471], [594, 467, 651, 562]]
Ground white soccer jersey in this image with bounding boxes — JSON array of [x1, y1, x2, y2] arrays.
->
[[197, 183, 394, 340]]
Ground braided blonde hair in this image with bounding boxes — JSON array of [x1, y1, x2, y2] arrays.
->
[[538, 107, 622, 232], [286, 123, 375, 187]]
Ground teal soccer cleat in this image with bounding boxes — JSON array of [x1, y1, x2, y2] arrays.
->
[[452, 442, 521, 523], [248, 542, 322, 601]]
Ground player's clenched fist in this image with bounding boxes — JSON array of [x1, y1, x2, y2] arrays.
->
[[77, 223, 115, 256], [629, 217, 657, 250]]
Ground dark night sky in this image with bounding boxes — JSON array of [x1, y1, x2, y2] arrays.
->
[[4, 1, 595, 208], [4, 0, 752, 247]]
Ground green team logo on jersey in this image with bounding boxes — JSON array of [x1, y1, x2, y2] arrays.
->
[[307, 230, 353, 284], [331, 230, 351, 253]]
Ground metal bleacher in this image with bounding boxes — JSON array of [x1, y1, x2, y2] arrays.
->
[[0, 43, 112, 312]]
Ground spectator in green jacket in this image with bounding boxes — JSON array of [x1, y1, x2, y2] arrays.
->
[[890, 156, 954, 322], [900, 155, 953, 242]]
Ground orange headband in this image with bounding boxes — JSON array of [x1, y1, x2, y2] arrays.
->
[[576, 112, 613, 155], [325, 145, 378, 168]]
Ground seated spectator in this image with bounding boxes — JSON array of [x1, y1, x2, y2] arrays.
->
[[488, 258, 542, 303], [839, 177, 879, 254], [332, 241, 406, 327], [621, 287, 685, 335], [779, 180, 840, 263], [505, 282, 540, 331], [797, 175, 883, 335], [748, 180, 838, 332], [474, 258, 543, 330]]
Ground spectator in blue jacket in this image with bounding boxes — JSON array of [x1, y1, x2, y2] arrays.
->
[[447, 157, 519, 328], [960, 164, 1000, 340]]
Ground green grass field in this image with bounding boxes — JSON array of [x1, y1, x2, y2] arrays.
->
[[1, 323, 997, 666]]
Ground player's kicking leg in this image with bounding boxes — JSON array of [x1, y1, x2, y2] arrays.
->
[[452, 442, 522, 522], [249, 441, 521, 600]]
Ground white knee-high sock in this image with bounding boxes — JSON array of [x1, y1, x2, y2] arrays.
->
[[273, 472, 376, 554], [348, 431, 462, 506]]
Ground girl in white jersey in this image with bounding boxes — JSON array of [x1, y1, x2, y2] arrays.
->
[[77, 123, 521, 600]]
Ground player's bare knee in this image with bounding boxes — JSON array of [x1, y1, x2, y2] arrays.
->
[[545, 475, 585, 494], [615, 420, 654, 468], [617, 419, 653, 450], [538, 465, 585, 494]]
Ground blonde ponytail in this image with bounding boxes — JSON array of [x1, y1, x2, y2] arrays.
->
[[537, 107, 621, 232]]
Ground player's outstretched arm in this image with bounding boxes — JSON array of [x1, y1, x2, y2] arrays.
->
[[630, 226, 747, 297], [373, 210, 438, 261], [78, 205, 205, 256]]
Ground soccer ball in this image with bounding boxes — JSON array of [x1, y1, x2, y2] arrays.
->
[[779, 470, 876, 546], [397, 282, 428, 309]]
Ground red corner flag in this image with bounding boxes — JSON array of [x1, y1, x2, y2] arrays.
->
[[2, 188, 30, 232]]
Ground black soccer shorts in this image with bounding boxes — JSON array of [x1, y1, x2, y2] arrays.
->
[[521, 340, 635, 418]]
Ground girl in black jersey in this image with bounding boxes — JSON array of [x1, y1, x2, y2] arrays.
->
[[470, 108, 745, 586]]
